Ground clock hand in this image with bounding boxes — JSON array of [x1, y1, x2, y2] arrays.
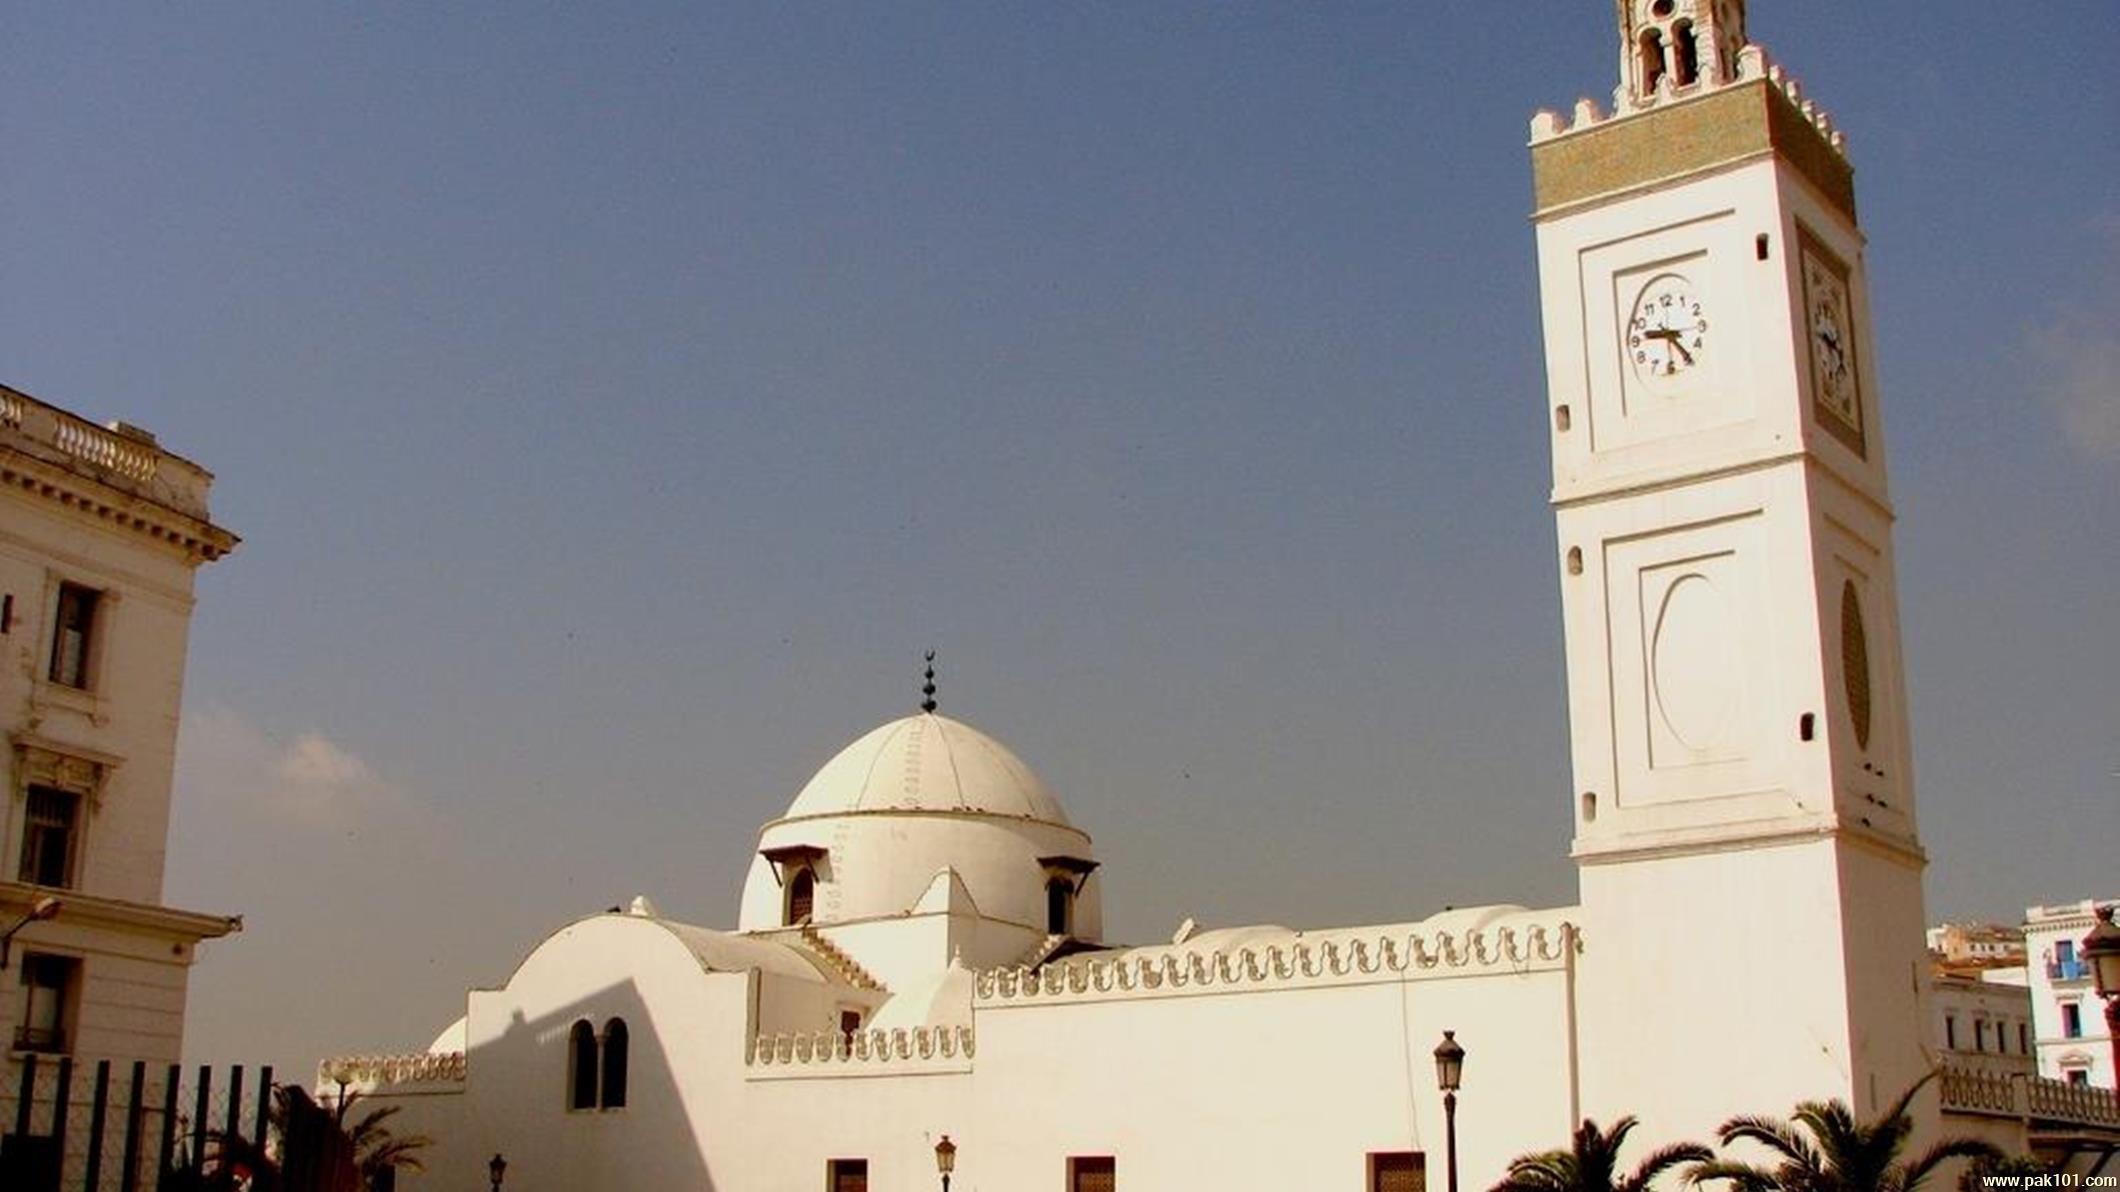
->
[[1669, 337, 1695, 365]]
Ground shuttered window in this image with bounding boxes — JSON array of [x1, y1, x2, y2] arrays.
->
[[1371, 1152, 1425, 1192], [1070, 1156, 1116, 1192], [19, 786, 79, 888], [829, 1159, 867, 1192], [787, 867, 815, 924]]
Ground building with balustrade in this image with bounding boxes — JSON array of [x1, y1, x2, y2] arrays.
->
[[327, 4, 2120, 1188], [0, 384, 241, 1108], [2025, 900, 2117, 1090]]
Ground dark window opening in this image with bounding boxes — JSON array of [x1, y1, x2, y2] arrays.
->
[[1070, 1156, 1116, 1192], [567, 1019, 598, 1110], [48, 583, 99, 689], [2062, 1002, 2082, 1038], [1639, 30, 1666, 94], [600, 1018, 628, 1108], [786, 867, 815, 925], [1672, 20, 1699, 85], [840, 1009, 863, 1039], [1047, 877, 1074, 935], [1944, 1016, 1957, 1050], [830, 1159, 869, 1192], [1371, 1152, 1426, 1192], [2018, 1022, 2029, 1054], [17, 953, 78, 1053], [19, 786, 80, 889]]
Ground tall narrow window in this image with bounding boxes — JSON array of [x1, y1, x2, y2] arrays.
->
[[1671, 20, 1698, 85], [17, 954, 78, 1053], [2061, 1003, 2082, 1038], [567, 1019, 598, 1109], [48, 583, 99, 689], [19, 786, 80, 889], [1070, 1156, 1116, 1192], [600, 1018, 629, 1109], [1371, 1152, 1426, 1192], [786, 867, 815, 925], [2018, 1022, 2029, 1055], [1975, 1021, 1988, 1052], [1638, 30, 1666, 94], [1047, 877, 1074, 935], [828, 1159, 868, 1192], [1944, 1016, 1957, 1050]]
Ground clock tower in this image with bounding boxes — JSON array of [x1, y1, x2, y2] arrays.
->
[[1531, 0, 1933, 1138]]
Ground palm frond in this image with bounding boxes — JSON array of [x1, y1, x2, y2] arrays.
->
[[1690, 1159, 1782, 1192], [1896, 1138, 2002, 1192]]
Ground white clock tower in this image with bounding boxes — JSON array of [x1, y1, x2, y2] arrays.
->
[[1530, 0, 1933, 1139]]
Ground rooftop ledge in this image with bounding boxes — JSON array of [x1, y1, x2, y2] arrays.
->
[[0, 384, 218, 524]]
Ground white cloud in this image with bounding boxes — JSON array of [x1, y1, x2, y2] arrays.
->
[[2032, 319, 2120, 461], [2029, 217, 2120, 462], [176, 704, 417, 831]]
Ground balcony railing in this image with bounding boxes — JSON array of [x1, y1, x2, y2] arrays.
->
[[0, 383, 215, 521], [1939, 1061, 2120, 1129], [2047, 958, 2089, 982]]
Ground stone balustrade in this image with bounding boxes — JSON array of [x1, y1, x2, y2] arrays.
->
[[1, 382, 218, 523]]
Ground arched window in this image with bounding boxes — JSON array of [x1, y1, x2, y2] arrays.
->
[[1639, 29, 1666, 95], [567, 1019, 598, 1110], [600, 1018, 629, 1109], [1046, 877, 1074, 935], [1671, 20, 1698, 85], [786, 867, 815, 925]]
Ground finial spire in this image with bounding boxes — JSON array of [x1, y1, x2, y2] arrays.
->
[[921, 650, 938, 713]]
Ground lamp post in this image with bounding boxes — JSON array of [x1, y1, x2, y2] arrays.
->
[[0, 896, 62, 969], [1434, 1030, 1465, 1192], [934, 1134, 957, 1191], [488, 1152, 507, 1192], [2082, 904, 2120, 1108]]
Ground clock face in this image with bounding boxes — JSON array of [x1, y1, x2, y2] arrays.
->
[[1626, 273, 1709, 389], [1801, 238, 1864, 452]]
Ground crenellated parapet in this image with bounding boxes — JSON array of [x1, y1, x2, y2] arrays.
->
[[1531, 46, 1845, 158], [976, 919, 1577, 1006], [746, 1024, 976, 1075], [317, 1051, 467, 1093]]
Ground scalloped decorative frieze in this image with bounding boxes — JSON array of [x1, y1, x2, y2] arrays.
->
[[975, 921, 1579, 1005], [746, 1024, 976, 1069], [318, 1051, 467, 1088]]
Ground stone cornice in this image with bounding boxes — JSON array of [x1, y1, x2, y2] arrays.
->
[[0, 384, 237, 564], [0, 881, 243, 942]]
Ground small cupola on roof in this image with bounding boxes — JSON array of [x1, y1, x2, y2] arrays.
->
[[737, 660, 1099, 944]]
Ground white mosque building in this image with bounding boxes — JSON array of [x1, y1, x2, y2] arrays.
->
[[325, 4, 2118, 1188]]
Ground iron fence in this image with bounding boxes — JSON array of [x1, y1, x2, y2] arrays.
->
[[0, 1055, 274, 1192]]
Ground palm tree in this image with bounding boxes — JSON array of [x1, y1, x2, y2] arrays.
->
[[1493, 1116, 1713, 1192], [1691, 1075, 2001, 1192], [206, 1084, 431, 1192]]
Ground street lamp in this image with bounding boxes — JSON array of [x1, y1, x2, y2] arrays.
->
[[0, 896, 62, 969], [488, 1152, 507, 1192], [1434, 1030, 1466, 1192], [2082, 904, 2120, 1108], [934, 1134, 957, 1191]]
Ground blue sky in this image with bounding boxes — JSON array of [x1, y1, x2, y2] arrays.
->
[[3, 3, 2113, 1079]]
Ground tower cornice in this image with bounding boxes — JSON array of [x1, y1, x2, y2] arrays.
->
[[1531, 60, 1852, 223]]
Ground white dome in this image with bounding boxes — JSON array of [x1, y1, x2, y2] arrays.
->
[[781, 712, 1070, 825]]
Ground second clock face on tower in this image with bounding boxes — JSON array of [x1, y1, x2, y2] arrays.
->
[[1800, 232, 1865, 454], [1626, 273, 1709, 391]]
